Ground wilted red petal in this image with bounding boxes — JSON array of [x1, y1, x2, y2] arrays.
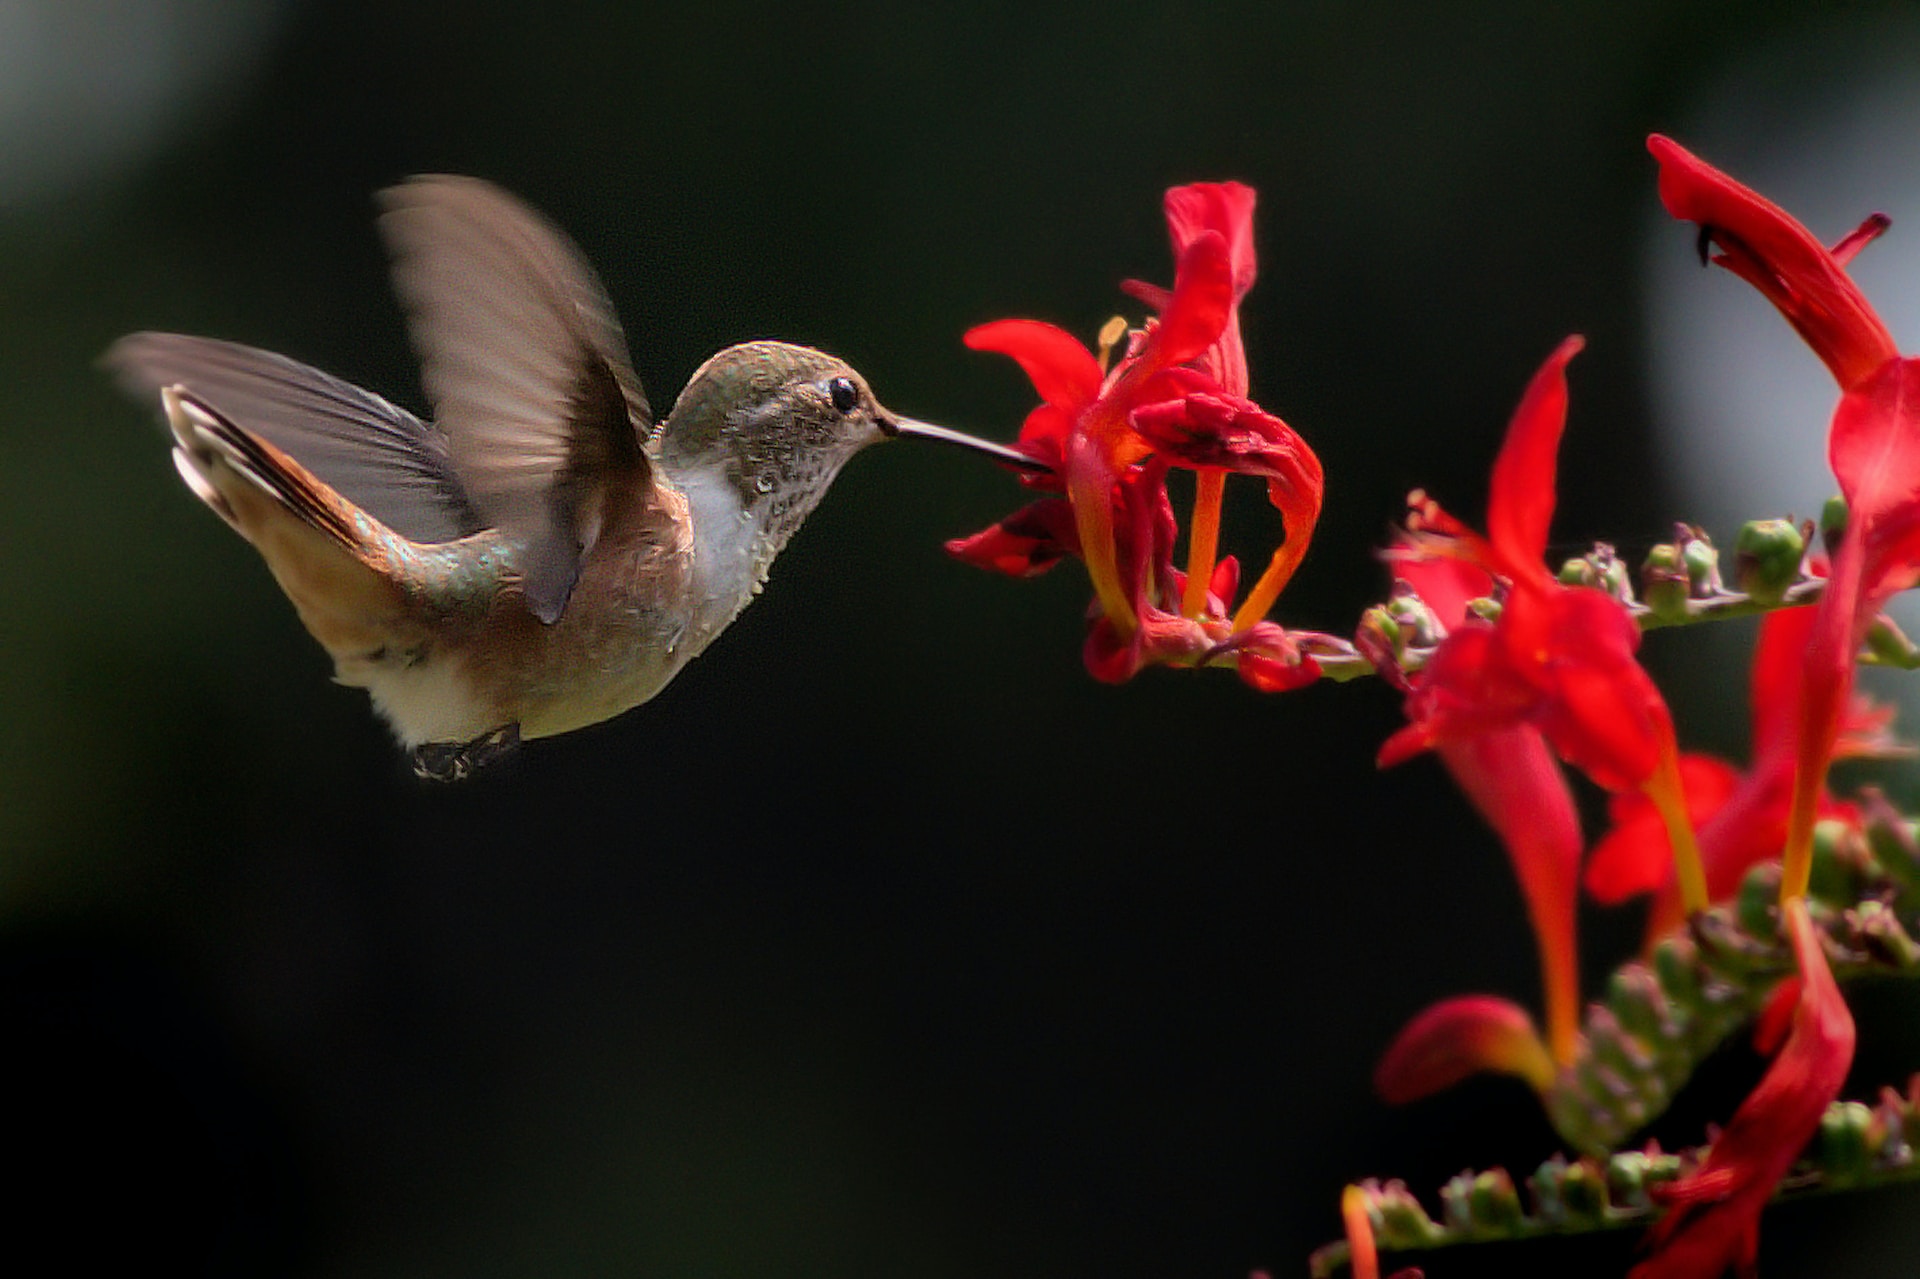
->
[[943, 498, 1079, 578], [1631, 897, 1855, 1279], [1083, 615, 1140, 684], [1374, 994, 1556, 1104], [1485, 336, 1583, 584], [1128, 390, 1306, 477], [1648, 135, 1897, 391], [1229, 621, 1322, 692], [964, 319, 1104, 412], [1438, 725, 1584, 1063]]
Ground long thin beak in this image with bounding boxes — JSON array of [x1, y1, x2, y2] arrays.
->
[[888, 416, 1053, 475]]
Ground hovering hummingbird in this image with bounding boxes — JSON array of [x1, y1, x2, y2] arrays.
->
[[109, 176, 1039, 779]]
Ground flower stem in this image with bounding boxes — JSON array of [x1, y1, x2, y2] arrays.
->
[[1183, 469, 1226, 618]]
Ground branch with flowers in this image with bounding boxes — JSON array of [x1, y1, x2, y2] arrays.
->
[[946, 139, 1920, 1278]]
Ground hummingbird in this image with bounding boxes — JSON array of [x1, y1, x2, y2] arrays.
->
[[108, 175, 1040, 779]]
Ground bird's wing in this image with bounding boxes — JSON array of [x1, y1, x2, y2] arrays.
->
[[157, 385, 428, 675], [105, 333, 482, 544], [377, 174, 655, 623]]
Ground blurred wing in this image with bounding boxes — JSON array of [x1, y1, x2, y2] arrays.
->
[[105, 332, 481, 544], [378, 175, 653, 622]]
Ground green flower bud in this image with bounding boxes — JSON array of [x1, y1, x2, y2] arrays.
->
[[1641, 542, 1690, 622], [1864, 613, 1920, 669], [1734, 518, 1806, 603], [1821, 494, 1849, 553], [1680, 528, 1723, 595]]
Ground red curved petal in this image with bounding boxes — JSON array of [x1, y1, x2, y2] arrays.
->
[[1648, 135, 1897, 391], [1631, 898, 1854, 1279], [1438, 726, 1584, 1061], [943, 498, 1079, 577], [964, 319, 1103, 412], [1485, 336, 1583, 582], [1374, 994, 1554, 1104], [1164, 182, 1258, 298], [1830, 357, 1920, 602], [1149, 230, 1234, 369]]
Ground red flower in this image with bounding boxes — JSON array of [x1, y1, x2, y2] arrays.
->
[[1629, 897, 1855, 1279], [1649, 135, 1895, 392], [1382, 553, 1584, 1073], [1651, 136, 1920, 901], [950, 183, 1324, 687], [1585, 606, 1896, 944], [1379, 337, 1712, 913]]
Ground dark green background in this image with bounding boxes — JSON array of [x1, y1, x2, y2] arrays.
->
[[4, 1, 1919, 1275]]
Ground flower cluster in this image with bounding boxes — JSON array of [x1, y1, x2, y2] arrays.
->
[[1358, 139, 1904, 1279], [955, 149, 1920, 1278], [948, 183, 1327, 688]]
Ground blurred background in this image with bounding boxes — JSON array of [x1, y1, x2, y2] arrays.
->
[[5, 1, 1920, 1274]]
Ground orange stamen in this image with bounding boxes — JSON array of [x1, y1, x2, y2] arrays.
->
[[1230, 537, 1308, 634], [1182, 468, 1226, 618], [1341, 1185, 1380, 1279], [1644, 750, 1710, 915]]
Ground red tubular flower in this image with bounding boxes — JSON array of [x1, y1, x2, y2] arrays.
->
[[1648, 135, 1896, 392], [1629, 896, 1855, 1279], [951, 183, 1325, 687], [1585, 607, 1895, 944], [1651, 136, 1920, 902], [1386, 552, 1584, 1069], [1379, 338, 1711, 913]]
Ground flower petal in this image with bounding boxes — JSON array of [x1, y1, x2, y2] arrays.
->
[[1374, 994, 1556, 1104], [1528, 587, 1672, 793], [1830, 357, 1920, 600], [943, 498, 1079, 578], [1438, 725, 1584, 1062], [1485, 336, 1583, 584], [1585, 755, 1742, 904], [1648, 135, 1897, 391], [1149, 230, 1235, 369], [1631, 897, 1855, 1279], [1228, 622, 1322, 692], [964, 319, 1104, 412]]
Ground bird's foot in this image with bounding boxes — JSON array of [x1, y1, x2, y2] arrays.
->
[[410, 723, 521, 781]]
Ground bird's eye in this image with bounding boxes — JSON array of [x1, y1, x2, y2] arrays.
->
[[827, 376, 859, 414]]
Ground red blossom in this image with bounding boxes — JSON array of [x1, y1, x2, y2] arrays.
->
[[1381, 336, 1709, 912], [1650, 136, 1920, 902], [1382, 548, 1584, 1071], [1629, 897, 1855, 1279], [952, 183, 1324, 688], [1379, 340, 1681, 787], [1649, 135, 1896, 392]]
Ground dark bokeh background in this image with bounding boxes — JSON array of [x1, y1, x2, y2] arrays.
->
[[4, 2, 1919, 1275]]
